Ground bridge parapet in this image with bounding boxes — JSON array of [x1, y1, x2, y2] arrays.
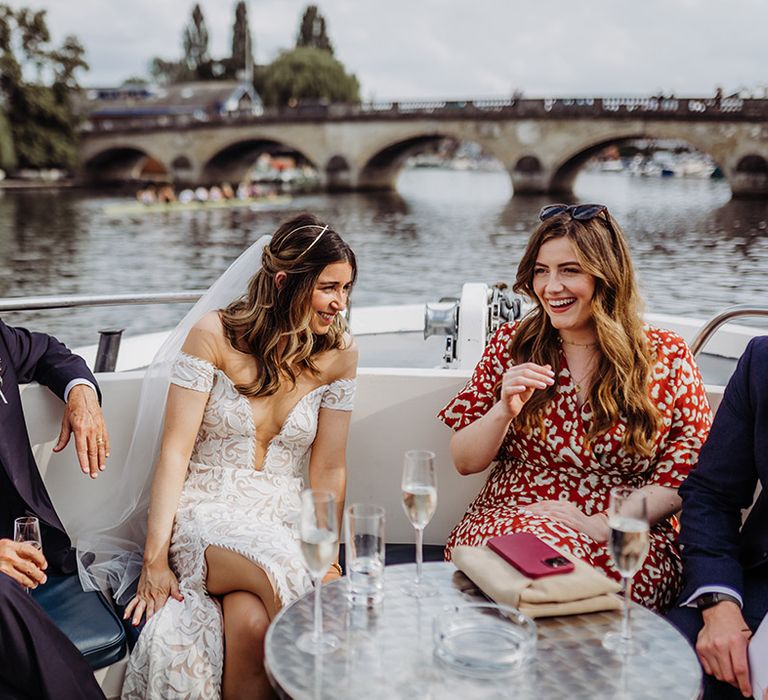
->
[[80, 96, 768, 135]]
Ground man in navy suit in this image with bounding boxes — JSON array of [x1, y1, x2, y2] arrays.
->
[[0, 319, 108, 699], [668, 336, 768, 700]]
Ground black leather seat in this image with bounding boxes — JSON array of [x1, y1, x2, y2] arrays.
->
[[31, 573, 127, 670]]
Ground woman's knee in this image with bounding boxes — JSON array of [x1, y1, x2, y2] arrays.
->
[[223, 591, 270, 643]]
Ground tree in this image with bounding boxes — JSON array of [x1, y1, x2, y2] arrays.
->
[[229, 1, 253, 79], [0, 4, 88, 170], [296, 5, 333, 54], [150, 3, 224, 83], [183, 4, 209, 72], [261, 47, 359, 108]]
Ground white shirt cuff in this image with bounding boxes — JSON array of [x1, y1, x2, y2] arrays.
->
[[64, 379, 97, 403], [681, 585, 744, 608]]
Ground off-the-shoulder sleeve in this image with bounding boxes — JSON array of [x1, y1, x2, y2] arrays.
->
[[170, 351, 215, 393], [437, 322, 517, 432], [648, 331, 712, 488], [320, 378, 356, 411]]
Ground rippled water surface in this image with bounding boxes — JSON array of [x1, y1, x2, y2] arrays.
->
[[1, 170, 767, 348]]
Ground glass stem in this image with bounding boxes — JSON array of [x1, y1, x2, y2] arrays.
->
[[415, 526, 424, 585], [313, 576, 323, 642], [621, 576, 632, 641]]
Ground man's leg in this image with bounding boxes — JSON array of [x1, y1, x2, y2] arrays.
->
[[0, 573, 105, 700]]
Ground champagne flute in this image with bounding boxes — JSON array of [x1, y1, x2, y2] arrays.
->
[[401, 449, 438, 597], [603, 486, 650, 654], [13, 516, 43, 593], [296, 489, 339, 655]]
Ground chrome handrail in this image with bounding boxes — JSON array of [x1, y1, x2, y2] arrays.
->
[[690, 305, 768, 358], [0, 291, 205, 313]]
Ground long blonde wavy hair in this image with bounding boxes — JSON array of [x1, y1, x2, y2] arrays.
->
[[220, 212, 356, 398], [509, 210, 661, 455]]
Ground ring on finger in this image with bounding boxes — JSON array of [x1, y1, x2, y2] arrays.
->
[[96, 437, 105, 445]]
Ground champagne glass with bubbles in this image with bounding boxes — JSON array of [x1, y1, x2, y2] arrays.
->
[[603, 486, 650, 654], [297, 489, 339, 655], [401, 450, 438, 597], [14, 516, 42, 593]]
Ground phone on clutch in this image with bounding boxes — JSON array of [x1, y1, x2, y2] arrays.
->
[[487, 533, 575, 578]]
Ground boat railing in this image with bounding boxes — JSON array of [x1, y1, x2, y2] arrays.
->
[[0, 291, 204, 313], [0, 292, 205, 370], [690, 305, 768, 358]]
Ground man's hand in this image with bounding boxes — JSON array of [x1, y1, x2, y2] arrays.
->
[[697, 601, 753, 697], [53, 384, 109, 478], [0, 538, 47, 589]]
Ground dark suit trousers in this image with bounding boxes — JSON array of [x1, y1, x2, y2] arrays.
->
[[0, 573, 105, 700], [667, 571, 768, 700]]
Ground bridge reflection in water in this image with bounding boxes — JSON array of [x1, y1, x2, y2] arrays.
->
[[80, 96, 768, 198]]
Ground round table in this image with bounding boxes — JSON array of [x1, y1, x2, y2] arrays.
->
[[265, 562, 702, 699]]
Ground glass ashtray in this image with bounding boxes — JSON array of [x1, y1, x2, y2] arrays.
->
[[433, 603, 536, 678]]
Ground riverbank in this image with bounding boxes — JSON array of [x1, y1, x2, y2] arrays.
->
[[0, 178, 84, 190]]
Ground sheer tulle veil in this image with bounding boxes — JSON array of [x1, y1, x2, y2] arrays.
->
[[74, 235, 272, 603]]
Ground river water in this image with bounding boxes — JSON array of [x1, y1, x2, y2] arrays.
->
[[1, 169, 767, 349]]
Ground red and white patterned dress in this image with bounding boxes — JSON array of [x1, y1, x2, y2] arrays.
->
[[438, 322, 712, 610]]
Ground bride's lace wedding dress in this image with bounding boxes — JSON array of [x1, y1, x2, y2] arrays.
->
[[121, 351, 355, 699]]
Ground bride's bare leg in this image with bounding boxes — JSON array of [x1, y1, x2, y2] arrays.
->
[[205, 546, 279, 700], [221, 591, 275, 700]]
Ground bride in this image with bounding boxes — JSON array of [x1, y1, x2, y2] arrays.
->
[[82, 213, 357, 699]]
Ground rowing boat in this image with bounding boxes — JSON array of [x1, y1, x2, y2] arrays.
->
[[103, 194, 292, 217]]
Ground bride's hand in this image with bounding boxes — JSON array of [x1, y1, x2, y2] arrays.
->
[[321, 564, 342, 584], [123, 562, 184, 626]]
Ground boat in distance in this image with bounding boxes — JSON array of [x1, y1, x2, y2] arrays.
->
[[102, 194, 292, 217]]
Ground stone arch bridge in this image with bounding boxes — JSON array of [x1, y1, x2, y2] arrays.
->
[[79, 96, 768, 197]]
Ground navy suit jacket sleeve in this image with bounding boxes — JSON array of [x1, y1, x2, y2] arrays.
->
[[678, 336, 768, 600], [0, 320, 98, 401]]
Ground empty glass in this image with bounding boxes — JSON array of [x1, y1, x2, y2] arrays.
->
[[345, 503, 385, 605]]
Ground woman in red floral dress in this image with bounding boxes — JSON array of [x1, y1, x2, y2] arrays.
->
[[439, 204, 712, 611]]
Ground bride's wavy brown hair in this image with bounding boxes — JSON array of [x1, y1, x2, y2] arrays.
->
[[509, 211, 661, 455], [220, 212, 356, 397]]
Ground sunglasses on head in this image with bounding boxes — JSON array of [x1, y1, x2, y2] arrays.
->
[[538, 203, 609, 222]]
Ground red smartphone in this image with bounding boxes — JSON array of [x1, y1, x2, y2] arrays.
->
[[487, 533, 575, 578]]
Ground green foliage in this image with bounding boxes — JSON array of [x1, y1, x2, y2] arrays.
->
[[0, 4, 87, 171], [229, 1, 253, 77], [296, 5, 333, 54], [0, 109, 17, 171], [261, 47, 359, 107], [151, 3, 228, 83], [183, 4, 209, 71]]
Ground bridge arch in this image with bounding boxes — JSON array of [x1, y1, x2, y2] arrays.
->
[[83, 146, 170, 184], [201, 138, 319, 186], [547, 131, 727, 195], [356, 131, 509, 191]]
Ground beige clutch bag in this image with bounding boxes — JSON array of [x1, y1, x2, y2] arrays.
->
[[452, 545, 622, 618]]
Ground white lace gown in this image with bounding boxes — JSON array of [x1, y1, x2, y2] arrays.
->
[[122, 352, 356, 699]]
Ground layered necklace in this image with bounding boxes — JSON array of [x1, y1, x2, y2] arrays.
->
[[559, 336, 600, 393]]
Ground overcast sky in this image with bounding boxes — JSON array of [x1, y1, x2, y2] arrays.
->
[[9, 0, 768, 99]]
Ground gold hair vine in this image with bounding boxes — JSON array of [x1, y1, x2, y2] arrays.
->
[[284, 224, 329, 257]]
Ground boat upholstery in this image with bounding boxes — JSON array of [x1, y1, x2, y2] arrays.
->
[[31, 573, 126, 669]]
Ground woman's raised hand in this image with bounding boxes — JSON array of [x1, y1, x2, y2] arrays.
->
[[498, 363, 555, 419], [123, 561, 184, 626]]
